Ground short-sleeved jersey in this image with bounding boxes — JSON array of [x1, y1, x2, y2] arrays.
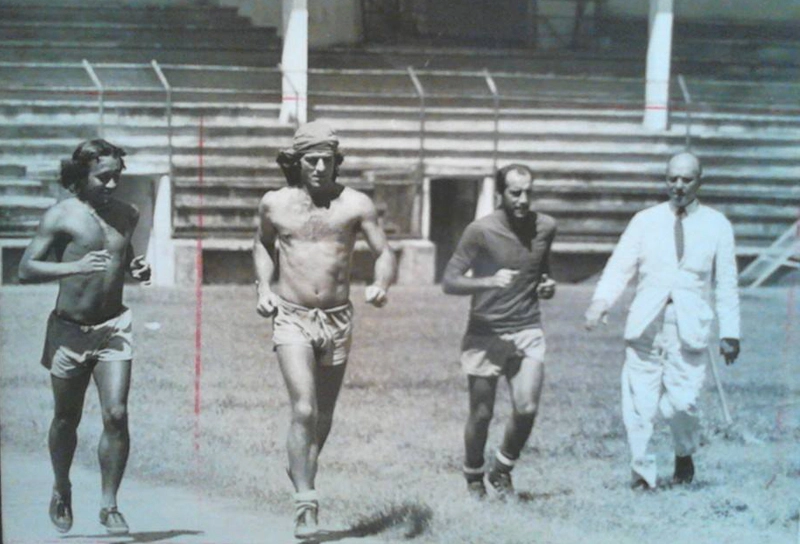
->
[[445, 209, 557, 335]]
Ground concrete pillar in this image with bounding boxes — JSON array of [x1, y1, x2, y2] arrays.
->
[[474, 176, 496, 220], [421, 177, 431, 240], [279, 0, 308, 124], [643, 0, 673, 131], [146, 175, 175, 286]]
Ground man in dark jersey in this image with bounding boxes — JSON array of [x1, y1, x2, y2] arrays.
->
[[442, 164, 557, 499], [18, 139, 150, 535]]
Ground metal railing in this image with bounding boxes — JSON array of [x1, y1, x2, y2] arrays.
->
[[1, 60, 799, 186]]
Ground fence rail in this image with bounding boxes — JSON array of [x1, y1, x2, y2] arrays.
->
[[1, 60, 798, 184]]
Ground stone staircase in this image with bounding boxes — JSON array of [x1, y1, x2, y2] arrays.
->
[[0, 1, 281, 65], [1, 1, 798, 284]]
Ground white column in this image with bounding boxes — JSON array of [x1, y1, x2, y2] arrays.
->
[[279, 0, 308, 124], [474, 176, 496, 220], [421, 177, 431, 240], [146, 175, 175, 286], [643, 0, 673, 131]]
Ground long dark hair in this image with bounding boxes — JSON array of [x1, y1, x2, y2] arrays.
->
[[60, 139, 126, 193]]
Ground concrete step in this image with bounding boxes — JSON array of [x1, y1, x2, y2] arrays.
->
[[0, 101, 282, 121], [0, 194, 56, 232], [0, 20, 274, 33], [0, 164, 26, 177], [0, 4, 245, 25], [169, 210, 789, 249], [0, 178, 49, 196], [0, 195, 57, 208], [0, 28, 277, 49], [0, 218, 39, 237], [533, 179, 800, 203], [312, 104, 800, 130], [0, 45, 280, 66]]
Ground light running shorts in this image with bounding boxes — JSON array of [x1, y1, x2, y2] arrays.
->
[[41, 308, 133, 379], [272, 297, 353, 367], [460, 327, 546, 377]]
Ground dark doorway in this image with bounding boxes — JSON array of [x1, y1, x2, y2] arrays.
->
[[429, 177, 482, 282]]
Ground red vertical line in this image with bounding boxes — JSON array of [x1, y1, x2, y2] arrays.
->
[[194, 115, 205, 452]]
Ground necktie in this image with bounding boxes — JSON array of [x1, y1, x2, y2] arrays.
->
[[674, 207, 686, 262]]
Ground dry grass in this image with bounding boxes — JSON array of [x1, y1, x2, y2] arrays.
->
[[1, 284, 798, 543]]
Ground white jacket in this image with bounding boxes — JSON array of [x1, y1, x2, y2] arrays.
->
[[592, 201, 740, 349]]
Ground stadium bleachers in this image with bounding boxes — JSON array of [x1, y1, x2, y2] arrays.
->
[[1, 0, 798, 283]]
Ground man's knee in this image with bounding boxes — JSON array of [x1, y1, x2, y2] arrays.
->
[[52, 411, 81, 432], [513, 401, 538, 418], [470, 403, 494, 425], [291, 400, 318, 427], [101, 405, 128, 431]]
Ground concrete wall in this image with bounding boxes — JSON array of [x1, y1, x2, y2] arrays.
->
[[308, 0, 362, 46], [605, 0, 800, 22], [218, 0, 362, 46]]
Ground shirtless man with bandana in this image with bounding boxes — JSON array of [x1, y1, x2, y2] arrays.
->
[[253, 121, 396, 539]]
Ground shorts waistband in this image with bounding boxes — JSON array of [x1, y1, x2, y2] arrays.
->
[[277, 296, 351, 315], [53, 306, 129, 329]]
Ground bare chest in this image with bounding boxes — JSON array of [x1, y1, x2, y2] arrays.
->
[[64, 208, 131, 256], [274, 205, 357, 244]]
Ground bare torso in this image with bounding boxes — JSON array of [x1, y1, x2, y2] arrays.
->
[[54, 198, 136, 323], [263, 186, 368, 308]]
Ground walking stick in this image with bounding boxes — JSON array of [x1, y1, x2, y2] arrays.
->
[[707, 346, 734, 427]]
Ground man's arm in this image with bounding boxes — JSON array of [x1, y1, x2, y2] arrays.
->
[[124, 207, 151, 282], [584, 214, 642, 329], [442, 223, 518, 295], [714, 217, 741, 364], [537, 223, 557, 300], [18, 205, 110, 283], [358, 195, 396, 307], [253, 194, 280, 317]]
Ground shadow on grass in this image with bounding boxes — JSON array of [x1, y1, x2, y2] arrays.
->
[[517, 488, 573, 502], [62, 529, 203, 542], [303, 502, 433, 543]]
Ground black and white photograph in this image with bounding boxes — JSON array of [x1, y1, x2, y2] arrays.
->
[[0, 1, 798, 543]]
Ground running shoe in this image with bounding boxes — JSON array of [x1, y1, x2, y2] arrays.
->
[[99, 507, 129, 535], [49, 488, 73, 533], [294, 499, 319, 539], [487, 469, 514, 499]]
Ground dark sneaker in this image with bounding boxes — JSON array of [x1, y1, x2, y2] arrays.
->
[[673, 455, 694, 485], [487, 469, 514, 499], [467, 479, 487, 500], [99, 507, 130, 535], [294, 499, 319, 539], [49, 489, 73, 533], [630, 478, 654, 491]]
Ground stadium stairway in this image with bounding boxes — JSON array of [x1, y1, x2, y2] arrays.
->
[[1, 1, 798, 284]]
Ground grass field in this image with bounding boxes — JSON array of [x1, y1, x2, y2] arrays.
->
[[1, 283, 798, 543]]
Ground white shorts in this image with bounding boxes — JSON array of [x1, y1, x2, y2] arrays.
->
[[460, 327, 546, 378], [41, 308, 133, 379], [271, 297, 353, 367]]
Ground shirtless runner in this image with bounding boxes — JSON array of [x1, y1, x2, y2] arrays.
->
[[253, 122, 396, 538], [18, 139, 151, 536]]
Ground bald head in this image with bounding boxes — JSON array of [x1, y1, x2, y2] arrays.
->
[[665, 151, 702, 208], [667, 152, 702, 179]]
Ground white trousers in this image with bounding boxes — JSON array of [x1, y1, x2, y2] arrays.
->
[[621, 304, 708, 487]]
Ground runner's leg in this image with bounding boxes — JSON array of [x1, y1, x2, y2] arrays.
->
[[277, 345, 318, 492], [501, 355, 545, 460], [315, 363, 347, 454], [93, 360, 132, 509], [465, 376, 498, 470], [50, 373, 92, 494]]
